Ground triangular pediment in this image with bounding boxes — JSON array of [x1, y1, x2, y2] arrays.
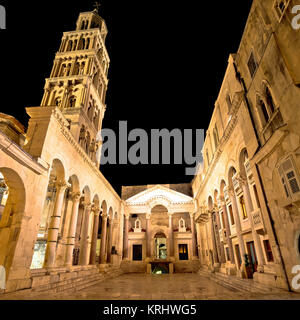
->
[[125, 185, 194, 205]]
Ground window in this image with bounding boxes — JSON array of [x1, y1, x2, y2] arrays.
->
[[69, 97, 76, 108], [228, 205, 235, 225], [179, 244, 188, 260], [278, 156, 300, 200], [263, 240, 274, 262], [239, 195, 248, 220], [273, 0, 289, 20], [132, 245, 142, 261], [265, 87, 275, 114], [258, 98, 270, 124], [247, 51, 258, 78]]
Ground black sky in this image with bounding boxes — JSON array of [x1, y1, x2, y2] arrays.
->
[[0, 0, 253, 195]]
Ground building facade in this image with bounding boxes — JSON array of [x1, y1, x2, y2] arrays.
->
[[0, 1, 300, 294], [192, 0, 300, 292]]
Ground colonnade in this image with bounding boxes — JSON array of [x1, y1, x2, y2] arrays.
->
[[197, 170, 266, 277], [42, 180, 117, 269]]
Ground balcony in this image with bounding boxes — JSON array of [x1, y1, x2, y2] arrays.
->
[[196, 211, 209, 224], [251, 208, 265, 234], [219, 228, 227, 244], [261, 108, 285, 143], [232, 173, 243, 195], [223, 187, 230, 202]]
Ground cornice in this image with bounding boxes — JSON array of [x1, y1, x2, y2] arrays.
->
[[0, 131, 48, 175]]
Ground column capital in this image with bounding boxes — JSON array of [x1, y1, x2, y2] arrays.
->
[[228, 187, 235, 197], [91, 205, 100, 215], [218, 196, 226, 207], [189, 212, 196, 219], [101, 212, 108, 219], [55, 180, 69, 192], [84, 203, 92, 211], [146, 213, 151, 220], [236, 172, 248, 186], [71, 192, 81, 202]]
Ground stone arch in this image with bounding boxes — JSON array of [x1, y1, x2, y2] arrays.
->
[[207, 196, 213, 211], [114, 212, 118, 220], [256, 92, 270, 128], [238, 147, 249, 179], [261, 80, 276, 113], [101, 200, 107, 216], [0, 167, 26, 275], [108, 207, 113, 219], [50, 158, 66, 182], [68, 174, 80, 194], [228, 166, 237, 189], [214, 190, 219, 206], [220, 179, 227, 197], [92, 194, 100, 208], [82, 186, 91, 205], [149, 198, 171, 211]]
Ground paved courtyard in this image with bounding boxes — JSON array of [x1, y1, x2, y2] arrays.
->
[[1, 273, 300, 300]]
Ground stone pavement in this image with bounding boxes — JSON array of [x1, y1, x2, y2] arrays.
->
[[1, 273, 300, 300]]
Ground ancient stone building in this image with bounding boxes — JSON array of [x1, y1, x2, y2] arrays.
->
[[192, 0, 300, 293], [0, 0, 300, 296]]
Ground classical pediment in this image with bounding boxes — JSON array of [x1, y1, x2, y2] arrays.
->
[[125, 185, 194, 206]]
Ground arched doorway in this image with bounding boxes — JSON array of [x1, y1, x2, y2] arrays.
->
[[154, 232, 167, 260], [0, 168, 26, 278]]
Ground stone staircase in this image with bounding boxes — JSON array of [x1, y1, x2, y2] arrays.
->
[[198, 268, 284, 294], [33, 266, 123, 294], [0, 265, 123, 297]]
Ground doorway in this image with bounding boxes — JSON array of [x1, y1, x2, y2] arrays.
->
[[133, 245, 143, 261], [247, 241, 258, 275], [179, 244, 189, 260], [154, 232, 167, 260]]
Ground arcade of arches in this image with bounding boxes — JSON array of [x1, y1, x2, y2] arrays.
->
[[1, 1, 300, 297]]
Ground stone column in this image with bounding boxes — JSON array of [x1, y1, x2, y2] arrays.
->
[[89, 206, 100, 265], [168, 213, 174, 258], [229, 188, 246, 270], [204, 220, 212, 267], [240, 176, 265, 272], [195, 222, 202, 264], [209, 212, 219, 266], [190, 213, 197, 258], [44, 181, 68, 268], [146, 214, 151, 258], [107, 215, 113, 263], [123, 215, 129, 260], [220, 200, 235, 264], [214, 208, 226, 263], [100, 213, 108, 264], [65, 192, 81, 267], [79, 203, 92, 265]]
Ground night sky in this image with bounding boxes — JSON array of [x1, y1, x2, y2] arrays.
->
[[0, 0, 253, 195]]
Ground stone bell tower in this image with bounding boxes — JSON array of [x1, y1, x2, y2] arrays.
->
[[39, 6, 110, 164]]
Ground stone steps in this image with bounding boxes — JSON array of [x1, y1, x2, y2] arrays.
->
[[31, 267, 123, 294], [198, 268, 283, 294]]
